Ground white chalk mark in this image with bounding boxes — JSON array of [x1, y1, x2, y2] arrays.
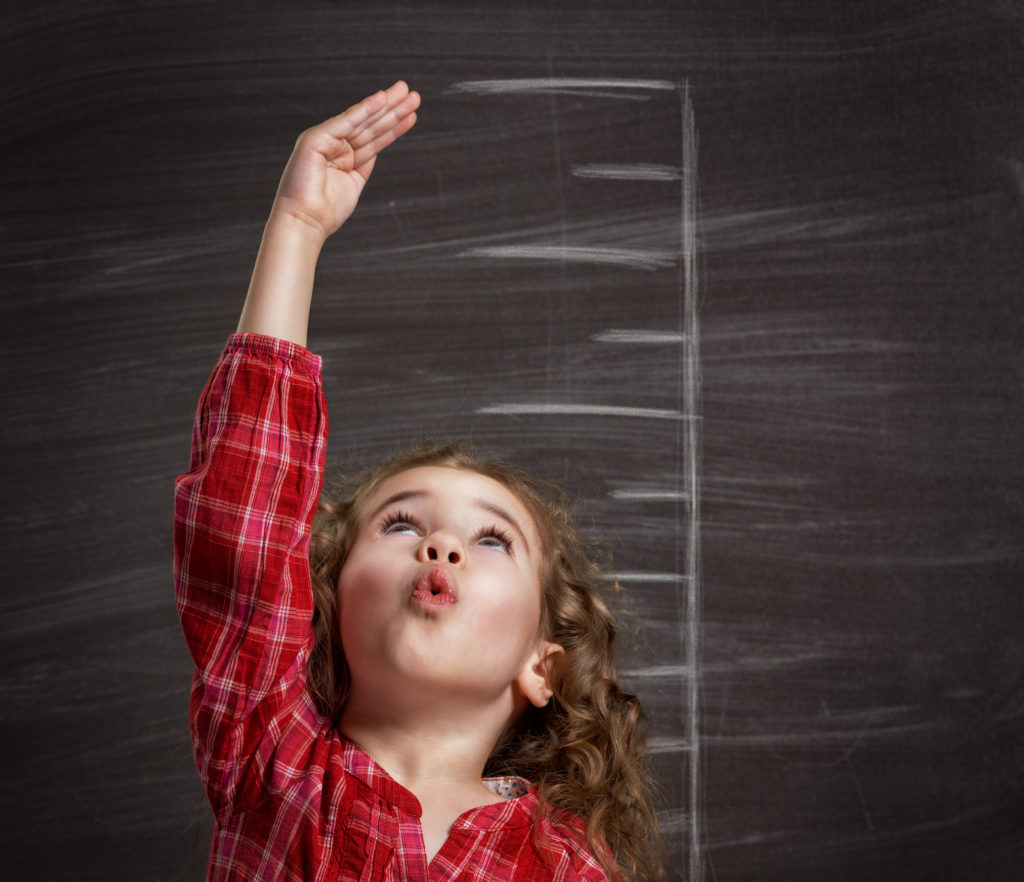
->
[[656, 809, 692, 834], [678, 82, 704, 882], [592, 329, 686, 344], [572, 163, 682, 181], [613, 571, 691, 584], [622, 664, 695, 679], [546, 54, 567, 389], [460, 245, 676, 272], [449, 78, 677, 97], [610, 489, 690, 501], [647, 736, 694, 755], [476, 403, 690, 420]]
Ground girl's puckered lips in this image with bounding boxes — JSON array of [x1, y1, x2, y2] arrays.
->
[[410, 564, 458, 609]]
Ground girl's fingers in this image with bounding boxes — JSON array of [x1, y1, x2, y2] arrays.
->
[[318, 94, 385, 140], [299, 83, 418, 178], [351, 88, 419, 145], [350, 110, 417, 172], [349, 96, 418, 155], [321, 81, 411, 140]]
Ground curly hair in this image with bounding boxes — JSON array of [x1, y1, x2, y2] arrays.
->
[[309, 441, 662, 881]]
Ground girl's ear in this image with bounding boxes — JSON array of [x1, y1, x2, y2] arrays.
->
[[516, 641, 564, 708]]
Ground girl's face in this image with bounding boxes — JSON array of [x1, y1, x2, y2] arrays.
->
[[336, 465, 554, 717]]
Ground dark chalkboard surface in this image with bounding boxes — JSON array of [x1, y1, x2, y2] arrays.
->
[[3, 2, 1022, 880]]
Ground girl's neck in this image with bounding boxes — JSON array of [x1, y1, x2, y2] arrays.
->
[[339, 699, 518, 866], [337, 697, 511, 795]]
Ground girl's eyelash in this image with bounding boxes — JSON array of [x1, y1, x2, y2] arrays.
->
[[474, 524, 515, 553], [379, 510, 420, 533]]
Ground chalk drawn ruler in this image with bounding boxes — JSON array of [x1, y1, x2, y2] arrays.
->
[[452, 78, 702, 881]]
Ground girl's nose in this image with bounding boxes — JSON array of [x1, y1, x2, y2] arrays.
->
[[418, 530, 464, 566]]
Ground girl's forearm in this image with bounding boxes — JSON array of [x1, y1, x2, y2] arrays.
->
[[237, 211, 327, 348]]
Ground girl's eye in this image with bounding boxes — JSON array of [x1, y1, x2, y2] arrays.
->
[[474, 525, 515, 555], [379, 510, 421, 536]]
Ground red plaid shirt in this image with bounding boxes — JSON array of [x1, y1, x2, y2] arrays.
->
[[174, 334, 609, 881]]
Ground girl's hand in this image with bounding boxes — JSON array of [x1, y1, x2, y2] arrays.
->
[[270, 81, 420, 242], [236, 83, 419, 346]]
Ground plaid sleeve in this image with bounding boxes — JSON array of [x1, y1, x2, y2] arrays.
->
[[173, 333, 328, 819]]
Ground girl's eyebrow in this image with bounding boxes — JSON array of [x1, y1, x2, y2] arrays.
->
[[475, 499, 532, 555], [366, 489, 427, 524]]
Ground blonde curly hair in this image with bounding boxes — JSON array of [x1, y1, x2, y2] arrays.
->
[[309, 441, 662, 881]]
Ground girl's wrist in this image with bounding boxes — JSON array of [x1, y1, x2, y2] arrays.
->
[[264, 206, 330, 254]]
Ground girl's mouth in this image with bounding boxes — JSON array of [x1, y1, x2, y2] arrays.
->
[[410, 564, 458, 608]]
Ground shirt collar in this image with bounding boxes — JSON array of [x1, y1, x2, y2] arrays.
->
[[338, 733, 538, 830]]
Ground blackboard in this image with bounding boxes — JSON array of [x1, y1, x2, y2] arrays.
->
[[2, 2, 1022, 880]]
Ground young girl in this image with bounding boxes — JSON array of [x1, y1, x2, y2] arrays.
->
[[174, 82, 661, 881]]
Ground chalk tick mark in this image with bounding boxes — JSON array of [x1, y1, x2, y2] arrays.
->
[[461, 245, 676, 272]]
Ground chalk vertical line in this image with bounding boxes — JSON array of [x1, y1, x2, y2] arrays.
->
[[547, 53, 566, 392], [678, 80, 703, 882]]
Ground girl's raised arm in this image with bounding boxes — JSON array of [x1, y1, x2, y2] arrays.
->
[[237, 81, 420, 346]]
